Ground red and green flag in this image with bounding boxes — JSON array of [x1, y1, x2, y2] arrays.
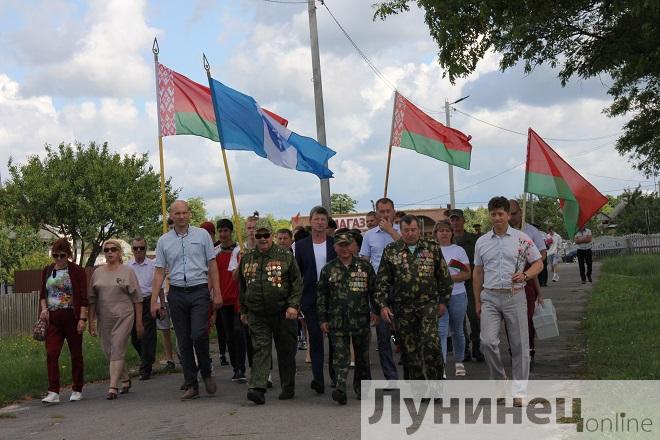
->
[[447, 258, 470, 272], [524, 128, 608, 238], [157, 63, 287, 141], [390, 91, 472, 169]]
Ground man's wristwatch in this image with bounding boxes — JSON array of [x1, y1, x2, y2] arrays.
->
[[522, 272, 529, 281]]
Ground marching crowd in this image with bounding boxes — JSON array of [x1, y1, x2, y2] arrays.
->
[[37, 196, 594, 407]]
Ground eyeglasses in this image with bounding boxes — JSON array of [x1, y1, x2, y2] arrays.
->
[[255, 232, 271, 239], [132, 246, 146, 251], [52, 253, 68, 259], [103, 247, 119, 253]]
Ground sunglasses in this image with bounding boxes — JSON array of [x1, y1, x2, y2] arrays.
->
[[52, 253, 68, 259], [103, 247, 119, 253], [254, 232, 271, 240], [132, 246, 146, 251]]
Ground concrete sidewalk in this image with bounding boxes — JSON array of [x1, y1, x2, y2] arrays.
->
[[0, 262, 596, 439]]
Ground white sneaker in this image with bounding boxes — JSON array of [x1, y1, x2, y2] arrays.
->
[[455, 362, 466, 376], [69, 391, 83, 401], [42, 391, 60, 404], [552, 273, 559, 282]]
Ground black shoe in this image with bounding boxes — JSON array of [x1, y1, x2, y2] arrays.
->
[[582, 280, 586, 284], [232, 370, 247, 384], [332, 389, 347, 405], [180, 387, 199, 401], [587, 276, 592, 282], [220, 356, 229, 366], [139, 372, 151, 381], [278, 389, 294, 400], [247, 388, 265, 405], [473, 346, 485, 362], [180, 382, 187, 391], [310, 379, 325, 394], [165, 360, 176, 371]]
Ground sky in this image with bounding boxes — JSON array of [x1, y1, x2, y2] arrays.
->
[[0, 0, 655, 220]]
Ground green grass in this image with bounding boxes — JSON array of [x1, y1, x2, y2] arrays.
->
[[585, 254, 660, 379], [0, 332, 164, 406]]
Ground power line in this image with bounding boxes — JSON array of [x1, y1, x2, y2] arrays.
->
[[452, 108, 621, 142]]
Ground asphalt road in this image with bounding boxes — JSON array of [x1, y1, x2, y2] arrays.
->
[[0, 261, 596, 440]]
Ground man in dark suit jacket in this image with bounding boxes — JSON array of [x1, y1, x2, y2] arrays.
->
[[295, 206, 337, 394]]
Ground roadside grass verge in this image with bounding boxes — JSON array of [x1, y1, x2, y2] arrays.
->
[[0, 332, 163, 406], [585, 254, 660, 379]]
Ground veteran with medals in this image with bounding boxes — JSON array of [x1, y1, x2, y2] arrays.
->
[[317, 231, 377, 405], [238, 218, 303, 405], [375, 215, 453, 380]]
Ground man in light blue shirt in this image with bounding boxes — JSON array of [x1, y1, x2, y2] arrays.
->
[[359, 197, 401, 380], [473, 197, 543, 404], [151, 200, 221, 401]]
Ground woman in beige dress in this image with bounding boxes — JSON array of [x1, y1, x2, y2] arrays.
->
[[88, 239, 144, 399]]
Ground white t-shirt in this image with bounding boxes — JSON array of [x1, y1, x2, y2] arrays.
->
[[575, 229, 593, 250], [227, 245, 242, 272], [546, 232, 562, 255], [313, 241, 327, 281], [440, 244, 470, 296]]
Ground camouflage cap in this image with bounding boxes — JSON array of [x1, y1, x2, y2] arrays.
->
[[335, 231, 354, 245], [254, 218, 273, 232], [448, 208, 464, 219]]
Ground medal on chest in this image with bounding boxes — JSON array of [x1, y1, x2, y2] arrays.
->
[[266, 260, 283, 288], [349, 268, 368, 292]]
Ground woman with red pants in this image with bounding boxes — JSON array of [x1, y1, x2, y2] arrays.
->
[[39, 238, 88, 404]]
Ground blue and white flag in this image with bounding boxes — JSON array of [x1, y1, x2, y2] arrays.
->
[[209, 78, 335, 179]]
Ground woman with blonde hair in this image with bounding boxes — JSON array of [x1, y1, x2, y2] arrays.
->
[[39, 238, 89, 404], [88, 239, 143, 399]]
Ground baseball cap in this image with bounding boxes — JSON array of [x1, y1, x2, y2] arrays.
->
[[448, 209, 464, 219], [255, 218, 273, 232], [334, 231, 354, 245]]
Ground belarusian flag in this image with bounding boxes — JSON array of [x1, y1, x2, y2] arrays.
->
[[157, 63, 287, 141], [524, 128, 608, 238], [390, 91, 472, 169]]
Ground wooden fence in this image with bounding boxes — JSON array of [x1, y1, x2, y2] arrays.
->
[[0, 291, 40, 338], [592, 233, 660, 259]]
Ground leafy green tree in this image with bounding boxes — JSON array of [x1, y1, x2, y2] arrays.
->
[[461, 206, 490, 234], [614, 188, 660, 234], [0, 222, 47, 292], [4, 142, 178, 266], [331, 193, 358, 214], [374, 0, 660, 176], [187, 197, 208, 226]]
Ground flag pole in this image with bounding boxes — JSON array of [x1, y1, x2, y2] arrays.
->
[[203, 54, 244, 245], [384, 91, 397, 197], [521, 128, 531, 227], [152, 38, 168, 234], [445, 99, 456, 209]]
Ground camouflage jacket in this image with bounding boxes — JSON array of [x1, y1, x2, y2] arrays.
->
[[316, 256, 376, 336], [374, 238, 452, 310], [452, 231, 479, 265], [238, 244, 302, 316]]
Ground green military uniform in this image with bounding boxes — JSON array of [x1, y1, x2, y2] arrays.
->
[[239, 233, 302, 394], [374, 238, 452, 380], [317, 252, 376, 398], [452, 230, 481, 358]]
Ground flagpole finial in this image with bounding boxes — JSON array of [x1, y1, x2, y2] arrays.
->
[[152, 37, 159, 55], [203, 53, 210, 73]]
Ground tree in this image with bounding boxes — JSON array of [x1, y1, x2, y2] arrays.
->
[[614, 188, 660, 234], [331, 193, 358, 214], [374, 1, 660, 176], [0, 221, 46, 292], [4, 142, 178, 266], [188, 197, 208, 226]]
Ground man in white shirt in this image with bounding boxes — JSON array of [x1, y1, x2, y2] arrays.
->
[[574, 227, 593, 283], [546, 227, 562, 282]]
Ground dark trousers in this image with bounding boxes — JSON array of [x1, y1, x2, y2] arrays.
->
[[303, 308, 336, 384], [45, 309, 84, 393], [131, 297, 157, 375], [248, 311, 297, 392], [464, 284, 480, 355], [577, 249, 593, 281], [539, 258, 549, 286], [215, 310, 227, 357], [525, 284, 539, 352], [375, 319, 399, 380], [168, 286, 212, 389], [218, 305, 246, 373]]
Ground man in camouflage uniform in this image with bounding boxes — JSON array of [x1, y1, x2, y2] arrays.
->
[[317, 231, 377, 405], [375, 214, 452, 380], [449, 208, 484, 362], [239, 218, 302, 405]]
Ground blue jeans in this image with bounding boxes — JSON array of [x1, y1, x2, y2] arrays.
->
[[438, 292, 468, 363]]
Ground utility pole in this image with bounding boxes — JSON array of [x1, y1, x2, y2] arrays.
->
[[444, 95, 469, 209], [445, 100, 456, 209], [308, 0, 331, 212]]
